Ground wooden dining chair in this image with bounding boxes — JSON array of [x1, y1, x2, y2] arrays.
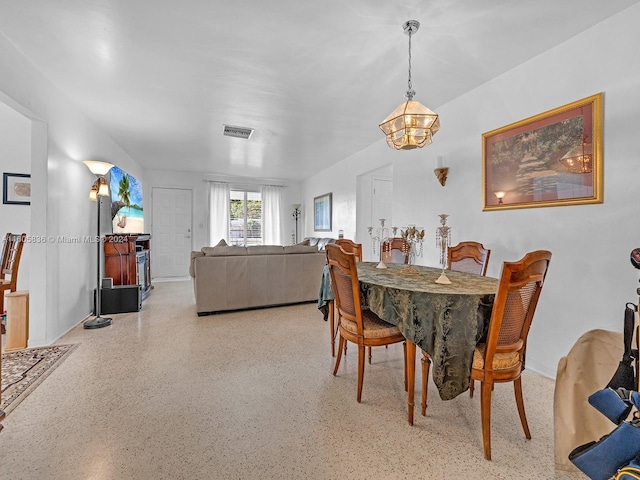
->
[[332, 239, 364, 358], [326, 243, 407, 403], [382, 237, 409, 264], [448, 241, 491, 276], [470, 250, 551, 460], [1, 233, 26, 333], [1, 233, 26, 309]]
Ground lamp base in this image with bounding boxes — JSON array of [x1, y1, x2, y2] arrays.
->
[[376, 261, 388, 269], [83, 316, 112, 329]]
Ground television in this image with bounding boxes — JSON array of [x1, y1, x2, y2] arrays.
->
[[109, 166, 144, 235]]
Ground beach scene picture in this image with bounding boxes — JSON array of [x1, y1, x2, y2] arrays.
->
[[109, 166, 144, 234]]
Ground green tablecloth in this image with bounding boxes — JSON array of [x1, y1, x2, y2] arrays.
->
[[357, 262, 498, 400]]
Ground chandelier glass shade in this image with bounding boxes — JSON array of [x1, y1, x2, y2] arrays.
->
[[379, 100, 440, 150], [379, 20, 439, 150]]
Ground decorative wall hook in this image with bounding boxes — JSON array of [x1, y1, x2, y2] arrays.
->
[[434, 167, 448, 186]]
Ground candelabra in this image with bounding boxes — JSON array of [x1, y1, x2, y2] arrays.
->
[[368, 218, 393, 269], [435, 214, 452, 284], [399, 225, 425, 275]]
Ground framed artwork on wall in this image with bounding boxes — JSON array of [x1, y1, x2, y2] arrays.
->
[[314, 192, 332, 232], [3, 172, 31, 205], [482, 92, 603, 211]]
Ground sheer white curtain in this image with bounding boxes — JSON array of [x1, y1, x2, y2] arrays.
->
[[209, 182, 230, 245], [261, 185, 282, 245]]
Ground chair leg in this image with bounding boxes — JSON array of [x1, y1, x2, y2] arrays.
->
[[329, 301, 335, 357], [480, 380, 493, 461], [421, 351, 431, 416], [469, 380, 474, 397], [333, 335, 345, 376], [357, 345, 365, 403], [368, 346, 372, 364], [514, 377, 531, 439]]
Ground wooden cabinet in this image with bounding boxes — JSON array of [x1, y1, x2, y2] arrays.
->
[[104, 234, 152, 299]]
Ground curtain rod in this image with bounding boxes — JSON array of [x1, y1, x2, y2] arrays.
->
[[203, 179, 286, 188]]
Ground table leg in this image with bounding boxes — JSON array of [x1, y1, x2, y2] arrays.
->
[[407, 340, 416, 425]]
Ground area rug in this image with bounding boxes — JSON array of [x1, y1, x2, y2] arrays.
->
[[1, 344, 78, 414]]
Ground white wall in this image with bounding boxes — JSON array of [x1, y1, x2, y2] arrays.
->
[[144, 168, 303, 256], [302, 4, 640, 378], [0, 34, 143, 345], [0, 103, 31, 290]]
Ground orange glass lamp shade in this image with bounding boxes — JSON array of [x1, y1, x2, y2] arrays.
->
[[379, 100, 440, 150]]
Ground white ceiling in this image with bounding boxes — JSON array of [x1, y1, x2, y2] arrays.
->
[[0, 0, 637, 182]]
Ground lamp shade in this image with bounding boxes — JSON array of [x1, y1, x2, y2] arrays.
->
[[96, 177, 109, 196], [89, 184, 98, 201], [83, 160, 114, 176], [379, 100, 440, 150]]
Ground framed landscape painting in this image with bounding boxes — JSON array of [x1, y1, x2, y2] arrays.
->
[[482, 93, 603, 211], [314, 193, 332, 232]]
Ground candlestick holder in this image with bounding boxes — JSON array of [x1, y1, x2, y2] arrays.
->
[[399, 224, 425, 275], [368, 218, 393, 268], [435, 214, 452, 284]]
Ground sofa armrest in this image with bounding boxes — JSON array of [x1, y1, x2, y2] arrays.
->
[[189, 251, 204, 277]]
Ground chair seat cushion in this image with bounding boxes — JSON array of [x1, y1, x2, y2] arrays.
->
[[341, 309, 401, 339], [472, 343, 520, 370]]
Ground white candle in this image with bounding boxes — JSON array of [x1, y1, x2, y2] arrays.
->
[[437, 156, 444, 168]]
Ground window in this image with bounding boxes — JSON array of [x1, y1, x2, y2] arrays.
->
[[229, 190, 262, 246]]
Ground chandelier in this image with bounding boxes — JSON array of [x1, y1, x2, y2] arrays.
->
[[379, 20, 440, 150]]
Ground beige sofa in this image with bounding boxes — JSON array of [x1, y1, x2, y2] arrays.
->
[[190, 244, 327, 315]]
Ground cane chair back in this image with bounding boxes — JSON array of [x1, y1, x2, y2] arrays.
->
[[382, 237, 410, 264], [448, 241, 491, 276]]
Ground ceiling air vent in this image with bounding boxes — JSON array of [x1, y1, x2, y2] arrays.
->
[[223, 125, 254, 140]]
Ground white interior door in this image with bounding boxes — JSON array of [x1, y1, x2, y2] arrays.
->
[[372, 178, 393, 231], [152, 187, 193, 279]]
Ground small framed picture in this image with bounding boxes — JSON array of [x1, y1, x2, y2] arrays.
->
[[3, 173, 31, 205], [313, 193, 332, 232]]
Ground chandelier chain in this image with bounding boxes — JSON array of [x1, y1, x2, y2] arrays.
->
[[406, 31, 415, 100]]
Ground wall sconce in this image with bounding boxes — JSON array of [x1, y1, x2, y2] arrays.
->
[[494, 191, 506, 204], [434, 155, 448, 186]]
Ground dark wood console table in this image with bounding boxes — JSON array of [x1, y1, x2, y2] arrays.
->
[[104, 234, 152, 300]]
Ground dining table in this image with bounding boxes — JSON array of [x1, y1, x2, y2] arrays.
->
[[321, 261, 499, 425]]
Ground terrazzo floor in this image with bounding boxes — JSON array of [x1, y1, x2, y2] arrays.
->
[[0, 281, 586, 479]]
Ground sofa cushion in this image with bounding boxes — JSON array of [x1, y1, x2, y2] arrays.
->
[[305, 237, 320, 247], [202, 245, 248, 256], [214, 238, 228, 247], [247, 245, 285, 255], [304, 237, 336, 251], [284, 245, 321, 254]]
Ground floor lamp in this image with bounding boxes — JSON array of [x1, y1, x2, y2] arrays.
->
[[292, 204, 301, 244], [84, 161, 113, 329]]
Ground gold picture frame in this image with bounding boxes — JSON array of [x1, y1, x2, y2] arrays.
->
[[482, 93, 603, 211]]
